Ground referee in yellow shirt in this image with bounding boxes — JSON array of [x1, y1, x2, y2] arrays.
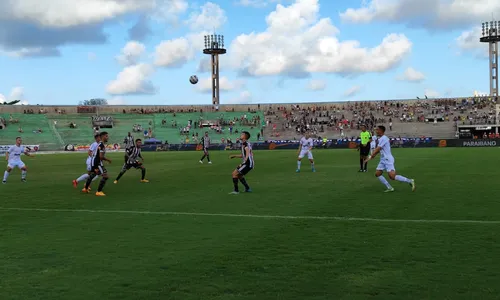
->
[[358, 124, 371, 172]]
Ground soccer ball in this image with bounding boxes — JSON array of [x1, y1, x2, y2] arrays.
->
[[189, 75, 198, 84]]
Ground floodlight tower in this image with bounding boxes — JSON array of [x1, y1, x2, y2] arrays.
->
[[480, 21, 500, 97], [203, 34, 226, 105]]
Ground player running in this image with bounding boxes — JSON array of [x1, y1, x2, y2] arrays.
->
[[370, 132, 377, 156], [73, 134, 101, 189], [358, 125, 371, 172], [114, 139, 149, 183], [84, 131, 111, 196], [365, 125, 415, 192], [123, 132, 134, 163], [3, 137, 32, 183], [229, 131, 253, 194], [199, 131, 212, 164], [296, 132, 315, 172]]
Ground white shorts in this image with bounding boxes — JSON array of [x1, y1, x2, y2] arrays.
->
[[86, 163, 92, 172], [8, 160, 25, 169], [298, 149, 313, 160], [376, 160, 395, 172]]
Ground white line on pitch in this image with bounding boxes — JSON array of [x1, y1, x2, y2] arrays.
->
[[0, 207, 499, 225]]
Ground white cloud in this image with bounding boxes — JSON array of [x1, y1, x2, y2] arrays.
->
[[307, 79, 326, 91], [154, 37, 193, 67], [107, 96, 128, 105], [0, 87, 28, 104], [237, 0, 282, 8], [187, 2, 227, 31], [339, 0, 500, 30], [0, 0, 188, 28], [455, 27, 488, 58], [0, 47, 58, 58], [226, 91, 252, 104], [196, 76, 245, 93], [229, 0, 411, 77], [197, 57, 212, 73], [397, 67, 425, 82], [424, 88, 440, 98], [116, 41, 146, 66], [0, 0, 188, 58], [343, 85, 362, 97], [106, 63, 156, 95], [154, 31, 211, 68]]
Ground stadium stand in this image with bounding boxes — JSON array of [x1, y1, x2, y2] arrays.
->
[[0, 96, 497, 150]]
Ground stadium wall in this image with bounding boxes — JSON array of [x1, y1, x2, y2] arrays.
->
[[0, 97, 462, 114]]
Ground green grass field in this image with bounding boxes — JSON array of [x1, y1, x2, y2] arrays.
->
[[1, 148, 500, 300]]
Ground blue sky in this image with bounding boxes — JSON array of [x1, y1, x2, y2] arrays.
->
[[0, 0, 495, 106]]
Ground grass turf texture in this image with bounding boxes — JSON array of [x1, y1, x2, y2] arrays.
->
[[1, 148, 499, 299]]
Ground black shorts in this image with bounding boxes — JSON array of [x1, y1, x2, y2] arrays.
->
[[93, 165, 107, 175], [123, 161, 142, 170], [236, 163, 253, 175], [360, 144, 370, 156]]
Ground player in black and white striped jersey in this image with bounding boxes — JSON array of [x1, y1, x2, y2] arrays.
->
[[229, 131, 254, 194], [123, 132, 134, 163], [114, 138, 149, 184], [84, 132, 111, 196], [199, 131, 212, 164]]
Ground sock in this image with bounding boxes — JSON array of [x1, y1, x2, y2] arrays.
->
[[207, 155, 211, 162], [97, 177, 108, 192], [360, 158, 364, 170], [3, 171, 9, 182], [232, 177, 239, 192], [115, 170, 126, 181], [239, 177, 250, 190], [85, 173, 96, 189], [76, 174, 89, 183], [311, 163, 315, 169], [297, 161, 301, 170], [21, 170, 27, 179], [378, 176, 393, 189], [395, 175, 411, 183], [141, 168, 146, 180], [200, 155, 205, 161], [92, 175, 99, 182], [364, 162, 368, 171]]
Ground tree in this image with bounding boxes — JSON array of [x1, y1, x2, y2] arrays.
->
[[0, 100, 21, 105], [80, 98, 108, 106]]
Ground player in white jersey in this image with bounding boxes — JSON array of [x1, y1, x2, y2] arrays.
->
[[365, 126, 415, 192], [296, 132, 316, 172], [72, 134, 101, 188], [3, 137, 32, 183], [369, 134, 377, 155]]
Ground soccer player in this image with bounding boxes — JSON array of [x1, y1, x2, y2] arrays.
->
[[370, 133, 378, 156], [124, 132, 134, 163], [3, 137, 31, 183], [84, 131, 111, 196], [199, 131, 212, 164], [72, 134, 101, 188], [114, 139, 149, 183], [296, 132, 315, 172], [229, 131, 253, 194], [358, 125, 371, 172], [365, 125, 415, 192]]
